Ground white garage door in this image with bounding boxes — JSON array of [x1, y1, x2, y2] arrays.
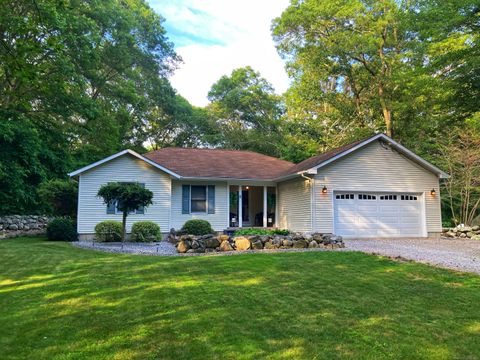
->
[[334, 192, 425, 238]]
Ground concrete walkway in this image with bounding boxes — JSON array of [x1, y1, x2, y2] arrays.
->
[[344, 238, 480, 274]]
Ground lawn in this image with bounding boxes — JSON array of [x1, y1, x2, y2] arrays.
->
[[1, 238, 479, 360]]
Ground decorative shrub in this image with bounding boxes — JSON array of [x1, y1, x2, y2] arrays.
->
[[131, 221, 161, 242], [46, 218, 77, 242], [94, 221, 122, 242], [38, 179, 78, 218], [233, 228, 290, 236], [181, 219, 214, 235]]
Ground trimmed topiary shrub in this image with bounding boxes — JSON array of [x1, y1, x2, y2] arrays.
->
[[46, 218, 77, 242], [94, 221, 122, 242], [131, 221, 161, 242], [181, 219, 214, 236]]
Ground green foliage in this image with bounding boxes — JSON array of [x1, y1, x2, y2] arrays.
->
[[207, 66, 284, 157], [131, 221, 161, 242], [97, 183, 153, 215], [0, 0, 183, 214], [38, 180, 78, 217], [233, 228, 290, 236], [46, 218, 77, 242], [94, 221, 123, 242], [97, 183, 154, 242], [181, 220, 214, 236]]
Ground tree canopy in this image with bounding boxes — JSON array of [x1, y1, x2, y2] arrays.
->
[[1, 0, 479, 224]]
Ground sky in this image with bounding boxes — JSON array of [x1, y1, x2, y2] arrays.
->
[[148, 0, 291, 106]]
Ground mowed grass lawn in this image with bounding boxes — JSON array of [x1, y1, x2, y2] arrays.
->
[[1, 238, 479, 360]]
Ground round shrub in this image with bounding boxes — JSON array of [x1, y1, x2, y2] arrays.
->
[[131, 221, 161, 242], [181, 219, 214, 236], [94, 221, 122, 242], [46, 218, 77, 242]]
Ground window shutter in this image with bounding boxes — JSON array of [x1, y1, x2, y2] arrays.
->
[[106, 200, 116, 214], [136, 183, 145, 214], [182, 185, 190, 214], [207, 185, 215, 214]]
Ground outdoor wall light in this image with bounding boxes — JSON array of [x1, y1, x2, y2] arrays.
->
[[322, 186, 328, 194], [431, 188, 436, 196]]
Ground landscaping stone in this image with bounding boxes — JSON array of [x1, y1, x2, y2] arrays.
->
[[219, 240, 234, 251], [234, 236, 251, 251], [293, 239, 308, 248], [309, 240, 319, 248], [251, 239, 263, 250], [205, 237, 220, 248], [177, 240, 190, 253]]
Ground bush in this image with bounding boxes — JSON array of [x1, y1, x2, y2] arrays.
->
[[181, 219, 214, 235], [46, 218, 77, 242], [233, 228, 290, 236], [131, 221, 161, 242], [95, 221, 122, 242], [38, 179, 78, 217]]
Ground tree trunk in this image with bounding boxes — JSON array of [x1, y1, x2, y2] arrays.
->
[[122, 211, 127, 243], [378, 82, 393, 137]]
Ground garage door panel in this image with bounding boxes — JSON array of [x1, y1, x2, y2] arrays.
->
[[333, 192, 424, 238]]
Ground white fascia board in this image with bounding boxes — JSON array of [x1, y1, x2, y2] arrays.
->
[[68, 149, 181, 179]]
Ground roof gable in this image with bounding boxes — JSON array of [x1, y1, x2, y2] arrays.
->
[[68, 149, 181, 178], [280, 134, 449, 179]]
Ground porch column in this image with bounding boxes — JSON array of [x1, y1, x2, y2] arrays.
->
[[263, 186, 267, 227], [238, 185, 242, 228]]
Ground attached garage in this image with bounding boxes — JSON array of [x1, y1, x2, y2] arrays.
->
[[333, 192, 426, 238]]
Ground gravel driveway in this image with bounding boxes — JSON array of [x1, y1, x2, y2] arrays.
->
[[344, 238, 480, 274]]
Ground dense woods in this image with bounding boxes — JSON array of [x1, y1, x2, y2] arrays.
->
[[1, 0, 479, 225]]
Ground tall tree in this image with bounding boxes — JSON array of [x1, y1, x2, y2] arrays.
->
[[0, 0, 180, 214], [272, 0, 405, 139], [207, 66, 284, 157]]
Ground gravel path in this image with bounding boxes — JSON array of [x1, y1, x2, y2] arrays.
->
[[74, 241, 178, 256], [343, 238, 480, 274]]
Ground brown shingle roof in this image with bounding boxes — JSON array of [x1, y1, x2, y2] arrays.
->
[[143, 148, 295, 180], [284, 138, 367, 175], [143, 136, 376, 180]]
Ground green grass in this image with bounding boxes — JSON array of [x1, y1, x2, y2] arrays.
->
[[1, 238, 479, 360]]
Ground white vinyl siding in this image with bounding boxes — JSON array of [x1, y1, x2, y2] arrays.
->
[[171, 180, 228, 231], [314, 140, 441, 235], [77, 155, 171, 234], [277, 177, 312, 232]]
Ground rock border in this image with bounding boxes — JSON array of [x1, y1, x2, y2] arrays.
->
[[167, 229, 345, 254], [442, 225, 480, 240]]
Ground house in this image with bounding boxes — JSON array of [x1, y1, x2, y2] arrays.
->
[[69, 134, 448, 240]]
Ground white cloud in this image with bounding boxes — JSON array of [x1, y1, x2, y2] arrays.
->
[[149, 0, 290, 106]]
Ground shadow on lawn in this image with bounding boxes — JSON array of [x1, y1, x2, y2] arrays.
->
[[0, 238, 480, 359]]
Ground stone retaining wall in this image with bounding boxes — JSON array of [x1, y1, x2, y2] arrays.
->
[[0, 215, 52, 239], [168, 230, 345, 254]]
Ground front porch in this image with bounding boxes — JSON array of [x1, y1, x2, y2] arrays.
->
[[227, 184, 277, 228]]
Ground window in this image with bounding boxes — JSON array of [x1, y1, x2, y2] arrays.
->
[[401, 195, 418, 201], [358, 194, 376, 200], [335, 194, 354, 200], [191, 185, 207, 213], [380, 194, 397, 200]]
